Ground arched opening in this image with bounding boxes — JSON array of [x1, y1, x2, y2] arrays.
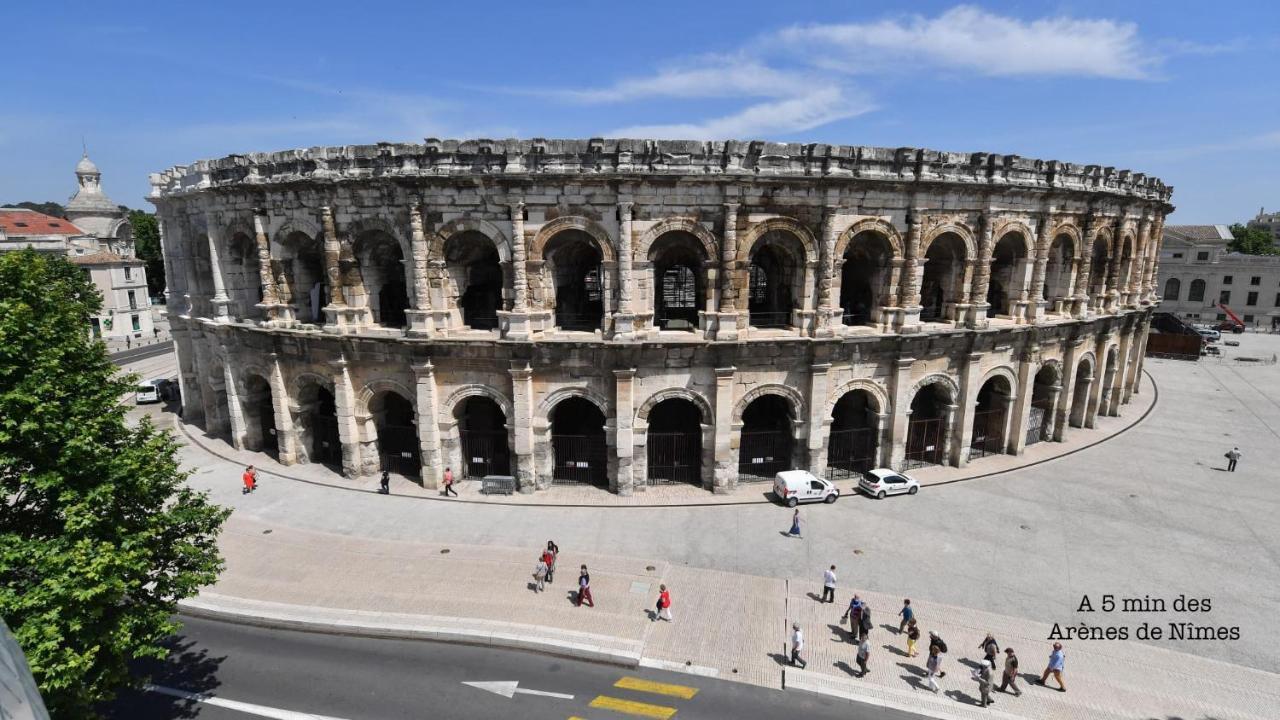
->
[[1043, 234, 1075, 312], [645, 398, 703, 485], [1069, 359, 1094, 428], [920, 232, 966, 321], [224, 232, 262, 319], [455, 396, 510, 479], [1188, 279, 1205, 303], [738, 394, 795, 481], [1026, 365, 1060, 446], [353, 231, 409, 328], [445, 232, 503, 330], [905, 383, 950, 468], [1090, 239, 1111, 300], [370, 391, 419, 477], [969, 376, 1012, 460], [205, 370, 231, 441], [987, 233, 1027, 318], [839, 232, 894, 325], [550, 396, 607, 486], [827, 390, 879, 479], [189, 235, 214, 317], [650, 232, 705, 331], [242, 375, 277, 457], [545, 230, 604, 331], [747, 230, 805, 329], [1163, 277, 1181, 301], [275, 231, 326, 324], [297, 382, 341, 468]]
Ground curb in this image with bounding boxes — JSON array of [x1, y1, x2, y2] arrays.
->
[[177, 597, 643, 669], [785, 668, 1025, 720]]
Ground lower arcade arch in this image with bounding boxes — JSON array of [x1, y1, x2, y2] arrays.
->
[[296, 382, 341, 468], [905, 383, 951, 468], [826, 389, 880, 478], [549, 396, 608, 487], [969, 375, 1013, 460], [370, 390, 420, 477], [1026, 364, 1061, 446], [644, 397, 704, 485], [241, 374, 278, 457], [455, 396, 511, 479], [737, 394, 796, 481]]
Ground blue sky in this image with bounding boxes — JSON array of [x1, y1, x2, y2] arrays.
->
[[2, 1, 1276, 223]]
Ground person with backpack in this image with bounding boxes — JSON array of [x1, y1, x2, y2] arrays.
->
[[973, 658, 995, 707], [442, 467, 457, 497], [1225, 446, 1242, 472], [929, 631, 948, 677], [858, 602, 874, 642], [925, 644, 943, 693], [532, 555, 548, 592], [379, 470, 390, 494]]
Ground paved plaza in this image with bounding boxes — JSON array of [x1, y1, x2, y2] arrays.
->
[[123, 333, 1280, 717]]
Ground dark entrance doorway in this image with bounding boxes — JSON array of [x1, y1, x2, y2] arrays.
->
[[457, 396, 510, 479], [748, 244, 796, 329], [550, 397, 607, 486], [372, 391, 419, 478], [738, 395, 794, 481], [546, 230, 604, 331], [447, 232, 503, 330], [969, 377, 1011, 460], [645, 398, 702, 485], [300, 384, 341, 468], [905, 384, 949, 469], [244, 375, 278, 457], [1026, 365, 1059, 446], [827, 390, 879, 479]]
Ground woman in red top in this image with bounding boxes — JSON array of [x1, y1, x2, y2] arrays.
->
[[242, 465, 257, 494], [655, 584, 672, 622]]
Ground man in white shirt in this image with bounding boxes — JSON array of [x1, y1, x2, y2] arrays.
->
[[821, 565, 837, 603], [790, 623, 806, 668]]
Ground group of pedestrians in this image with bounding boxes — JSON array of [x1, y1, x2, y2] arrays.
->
[[798, 565, 1066, 707], [527, 541, 673, 621]]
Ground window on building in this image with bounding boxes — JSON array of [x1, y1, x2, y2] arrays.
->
[[1220, 290, 1231, 305], [1275, 292, 1280, 307], [1223, 275, 1233, 285], [1244, 314, 1254, 323], [1217, 313, 1227, 320], [1251, 276, 1261, 285], [1188, 279, 1206, 302], [131, 314, 140, 331], [124, 266, 132, 281], [1196, 251, 1210, 261], [1172, 252, 1184, 259], [1163, 277, 1181, 301], [1247, 291, 1258, 306], [127, 290, 137, 310]]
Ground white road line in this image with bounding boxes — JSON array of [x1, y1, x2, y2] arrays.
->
[[462, 680, 575, 700], [145, 684, 353, 720]]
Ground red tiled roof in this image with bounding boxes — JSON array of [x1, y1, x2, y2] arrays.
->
[[0, 209, 84, 236], [69, 251, 142, 266]]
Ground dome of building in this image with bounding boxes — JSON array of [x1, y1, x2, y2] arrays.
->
[[75, 153, 100, 176]]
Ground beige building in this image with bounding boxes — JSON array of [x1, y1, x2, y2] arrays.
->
[[1158, 224, 1280, 330], [151, 139, 1171, 494], [1249, 207, 1280, 241]]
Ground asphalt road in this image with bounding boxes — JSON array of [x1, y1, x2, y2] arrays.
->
[[106, 616, 929, 720], [110, 340, 175, 366]]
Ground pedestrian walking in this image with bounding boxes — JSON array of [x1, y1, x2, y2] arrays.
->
[[973, 658, 995, 707], [842, 595, 863, 642], [787, 508, 802, 538], [898, 598, 914, 632], [442, 467, 458, 496], [379, 470, 390, 494], [533, 556, 548, 592], [997, 647, 1021, 696], [241, 465, 257, 494], [1038, 642, 1066, 691], [544, 541, 559, 583], [856, 635, 871, 677], [654, 584, 673, 622], [929, 631, 948, 677], [790, 623, 806, 668], [577, 564, 594, 608], [1225, 446, 1242, 472], [980, 632, 1000, 668], [126, 336, 131, 349], [858, 602, 873, 641], [925, 645, 943, 693], [820, 565, 837, 603], [906, 618, 920, 657]]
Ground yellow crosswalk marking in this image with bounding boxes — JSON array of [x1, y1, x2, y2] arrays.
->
[[589, 695, 677, 719], [613, 676, 699, 700]]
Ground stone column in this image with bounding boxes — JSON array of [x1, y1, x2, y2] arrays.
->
[[1026, 216, 1051, 322], [412, 360, 443, 489], [509, 361, 536, 492], [220, 350, 246, 450], [807, 363, 832, 474], [614, 202, 637, 336], [716, 203, 740, 340], [205, 212, 231, 321], [178, 218, 203, 318], [251, 208, 281, 323], [330, 355, 361, 477], [953, 352, 983, 467], [1054, 338, 1082, 442], [1110, 324, 1135, 415], [1086, 335, 1110, 427], [1131, 216, 1153, 307], [265, 352, 298, 464], [614, 368, 637, 495], [967, 211, 995, 328], [503, 201, 533, 339], [1042, 384, 1063, 442], [405, 202, 433, 336], [815, 207, 839, 337], [897, 212, 924, 330], [156, 211, 180, 311], [713, 366, 736, 492], [888, 356, 915, 468], [1143, 217, 1164, 302], [1008, 348, 1037, 454], [1073, 215, 1097, 318], [939, 403, 959, 467], [320, 205, 348, 330], [873, 411, 891, 467], [1104, 218, 1124, 312], [173, 330, 203, 424]]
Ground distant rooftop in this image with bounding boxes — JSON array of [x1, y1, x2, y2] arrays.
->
[[1163, 224, 1232, 243], [0, 208, 84, 236]]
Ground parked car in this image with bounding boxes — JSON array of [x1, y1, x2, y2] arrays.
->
[[1215, 321, 1244, 334], [773, 470, 840, 507], [135, 378, 166, 404], [858, 468, 920, 499], [1197, 328, 1221, 342]]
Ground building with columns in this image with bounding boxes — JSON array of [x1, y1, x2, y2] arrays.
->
[[149, 139, 1171, 494]]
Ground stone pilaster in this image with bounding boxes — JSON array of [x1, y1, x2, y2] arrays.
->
[[967, 210, 995, 328], [406, 202, 433, 336], [713, 366, 736, 492], [897, 211, 924, 330], [220, 349, 246, 450], [614, 368, 636, 495], [267, 352, 299, 464], [714, 203, 740, 340], [873, 411, 891, 468], [413, 360, 443, 489], [251, 208, 283, 322], [1104, 217, 1124, 312], [1143, 217, 1164, 302], [1072, 214, 1097, 318], [1043, 384, 1063, 442], [1026, 215, 1051, 322], [330, 355, 361, 476], [953, 352, 983, 467], [807, 363, 832, 474], [1009, 346, 1037, 454], [888, 356, 915, 468], [509, 361, 537, 492], [613, 201, 637, 336], [204, 212, 231, 321], [1055, 338, 1082, 441], [1111, 323, 1135, 414], [939, 403, 959, 467], [155, 211, 180, 312], [1131, 215, 1153, 307], [815, 207, 839, 337]]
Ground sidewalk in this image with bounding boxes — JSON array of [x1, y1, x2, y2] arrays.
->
[[186, 514, 1280, 720]]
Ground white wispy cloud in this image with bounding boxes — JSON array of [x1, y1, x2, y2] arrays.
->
[[611, 86, 874, 140], [1129, 129, 1280, 162]]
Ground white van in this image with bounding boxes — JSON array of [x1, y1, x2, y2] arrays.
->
[[135, 378, 166, 404], [773, 470, 840, 507]]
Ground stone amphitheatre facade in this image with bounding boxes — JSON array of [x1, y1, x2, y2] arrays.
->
[[149, 139, 1172, 494]]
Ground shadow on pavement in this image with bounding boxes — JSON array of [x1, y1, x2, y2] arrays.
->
[[102, 635, 224, 720]]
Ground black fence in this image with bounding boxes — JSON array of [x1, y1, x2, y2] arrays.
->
[[827, 427, 878, 479], [737, 430, 792, 481], [1025, 404, 1049, 446], [555, 312, 602, 332], [377, 424, 421, 478], [551, 434, 608, 486], [310, 416, 343, 467], [460, 430, 511, 479], [968, 409, 1005, 460], [646, 432, 701, 485], [465, 314, 500, 331], [903, 417, 944, 469], [748, 311, 792, 329]]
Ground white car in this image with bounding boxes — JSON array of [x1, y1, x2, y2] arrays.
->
[[773, 470, 840, 507], [858, 468, 920, 499], [1197, 328, 1220, 342]]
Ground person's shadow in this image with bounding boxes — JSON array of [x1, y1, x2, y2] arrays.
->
[[768, 652, 792, 667], [834, 660, 858, 677], [946, 689, 983, 706], [103, 635, 224, 719], [882, 643, 908, 657]]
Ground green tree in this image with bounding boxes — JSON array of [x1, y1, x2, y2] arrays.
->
[[1228, 223, 1279, 255], [0, 249, 228, 717], [128, 209, 165, 297], [8, 201, 66, 218]]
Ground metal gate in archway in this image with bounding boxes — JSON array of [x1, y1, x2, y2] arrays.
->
[[738, 430, 791, 481], [1025, 404, 1049, 446], [646, 432, 701, 485], [968, 408, 1006, 461], [904, 417, 944, 469], [460, 429, 510, 479], [311, 415, 342, 467], [378, 424, 421, 478], [827, 427, 878, 480], [552, 434, 608, 486]]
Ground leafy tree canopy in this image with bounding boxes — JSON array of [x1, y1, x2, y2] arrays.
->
[[6, 201, 66, 218], [128, 210, 165, 296], [1228, 223, 1279, 255], [0, 248, 228, 717]]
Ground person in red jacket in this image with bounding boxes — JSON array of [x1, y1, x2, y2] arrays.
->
[[241, 465, 257, 494], [654, 584, 673, 622]]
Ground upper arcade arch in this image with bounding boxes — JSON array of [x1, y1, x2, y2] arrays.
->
[[735, 217, 819, 265], [834, 218, 904, 260], [528, 216, 616, 263], [635, 217, 718, 263], [919, 222, 977, 260]]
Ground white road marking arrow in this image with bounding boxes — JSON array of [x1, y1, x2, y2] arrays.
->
[[462, 680, 575, 700], [145, 684, 352, 720]]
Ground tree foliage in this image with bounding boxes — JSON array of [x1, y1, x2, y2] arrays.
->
[[128, 210, 165, 297], [8, 201, 66, 218], [0, 249, 228, 717], [1228, 223, 1279, 255]]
